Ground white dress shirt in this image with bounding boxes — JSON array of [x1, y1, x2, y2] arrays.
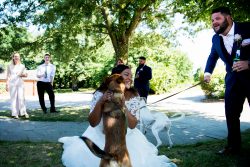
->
[[37, 63, 56, 82], [219, 22, 235, 55], [205, 23, 235, 77]]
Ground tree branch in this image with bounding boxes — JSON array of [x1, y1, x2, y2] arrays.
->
[[126, 3, 151, 37]]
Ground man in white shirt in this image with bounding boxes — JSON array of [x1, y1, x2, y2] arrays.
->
[[37, 53, 57, 113], [204, 6, 250, 155]]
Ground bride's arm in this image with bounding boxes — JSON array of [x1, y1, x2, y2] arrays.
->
[[124, 90, 139, 129], [88, 99, 104, 127], [126, 108, 138, 129], [88, 91, 111, 127]]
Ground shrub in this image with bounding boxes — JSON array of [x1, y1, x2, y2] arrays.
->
[[199, 66, 226, 99]]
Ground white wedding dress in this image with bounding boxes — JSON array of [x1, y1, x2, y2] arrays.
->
[[58, 91, 177, 167]]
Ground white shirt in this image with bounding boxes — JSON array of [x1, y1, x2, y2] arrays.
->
[[37, 63, 56, 82], [219, 22, 235, 55], [205, 23, 235, 77]]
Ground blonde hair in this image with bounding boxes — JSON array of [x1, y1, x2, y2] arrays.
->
[[11, 52, 21, 65]]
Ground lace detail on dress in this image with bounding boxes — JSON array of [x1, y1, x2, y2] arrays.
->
[[125, 96, 146, 120], [90, 91, 146, 120], [89, 91, 103, 113]]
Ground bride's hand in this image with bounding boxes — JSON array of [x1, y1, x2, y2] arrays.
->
[[101, 91, 113, 103]]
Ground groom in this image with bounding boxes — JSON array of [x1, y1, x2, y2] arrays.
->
[[204, 6, 250, 155]]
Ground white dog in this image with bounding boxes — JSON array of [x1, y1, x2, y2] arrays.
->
[[138, 100, 185, 148]]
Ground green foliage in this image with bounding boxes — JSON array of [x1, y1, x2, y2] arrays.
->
[[1, 0, 174, 60], [199, 67, 226, 99], [0, 1, 195, 92], [173, 0, 250, 25], [149, 51, 193, 94], [52, 39, 115, 89], [129, 32, 193, 94], [193, 67, 202, 82], [0, 25, 31, 60]]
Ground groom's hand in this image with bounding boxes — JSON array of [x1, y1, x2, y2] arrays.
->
[[232, 60, 249, 72], [204, 73, 211, 83]]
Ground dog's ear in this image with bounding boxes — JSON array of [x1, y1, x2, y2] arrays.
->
[[116, 75, 124, 84]]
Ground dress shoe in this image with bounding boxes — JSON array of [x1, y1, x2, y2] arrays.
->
[[50, 108, 58, 113], [43, 108, 47, 114], [216, 147, 240, 155]]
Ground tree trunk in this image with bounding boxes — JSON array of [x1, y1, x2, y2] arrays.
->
[[114, 37, 129, 64], [71, 75, 79, 91]]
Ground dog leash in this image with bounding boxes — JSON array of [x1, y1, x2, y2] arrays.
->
[[133, 82, 202, 112], [149, 82, 202, 105]]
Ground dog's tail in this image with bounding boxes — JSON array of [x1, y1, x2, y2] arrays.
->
[[169, 113, 185, 121], [79, 136, 113, 160]]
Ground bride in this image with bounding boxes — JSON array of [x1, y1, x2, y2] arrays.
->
[[58, 64, 177, 167]]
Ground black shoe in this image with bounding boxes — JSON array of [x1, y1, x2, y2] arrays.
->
[[216, 147, 240, 155], [50, 108, 58, 113], [43, 108, 47, 114]]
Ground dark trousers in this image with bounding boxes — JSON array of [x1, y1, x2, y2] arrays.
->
[[135, 86, 149, 102], [224, 75, 250, 151], [37, 81, 55, 111]]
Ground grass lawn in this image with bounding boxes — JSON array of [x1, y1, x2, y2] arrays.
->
[[0, 129, 249, 167], [0, 106, 90, 122], [0, 141, 63, 167], [0, 106, 182, 122], [159, 128, 250, 166]]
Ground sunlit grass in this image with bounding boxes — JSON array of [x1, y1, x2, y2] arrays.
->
[[0, 106, 90, 122], [1, 129, 249, 167], [0, 141, 63, 167], [159, 128, 250, 167], [0, 106, 184, 122]]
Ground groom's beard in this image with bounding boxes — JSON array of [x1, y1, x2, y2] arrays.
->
[[138, 64, 144, 68], [213, 17, 229, 34]]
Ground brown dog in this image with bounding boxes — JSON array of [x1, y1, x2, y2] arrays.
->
[[81, 74, 132, 167]]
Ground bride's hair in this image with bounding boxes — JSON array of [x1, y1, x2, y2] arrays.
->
[[95, 65, 131, 93], [95, 64, 138, 97], [111, 64, 129, 75]]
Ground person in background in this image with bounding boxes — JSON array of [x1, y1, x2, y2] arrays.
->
[[204, 6, 250, 155], [36, 53, 57, 113], [134, 56, 152, 102], [6, 52, 29, 119], [116, 58, 124, 66], [111, 58, 124, 74]]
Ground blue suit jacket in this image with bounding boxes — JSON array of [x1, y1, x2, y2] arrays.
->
[[205, 22, 250, 90], [134, 65, 152, 89]]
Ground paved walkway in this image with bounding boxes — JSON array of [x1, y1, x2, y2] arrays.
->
[[1, 86, 250, 146]]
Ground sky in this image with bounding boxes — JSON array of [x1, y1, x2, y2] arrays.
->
[[173, 14, 224, 71], [177, 29, 214, 71]]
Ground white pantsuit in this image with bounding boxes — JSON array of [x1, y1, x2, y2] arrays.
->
[[7, 64, 28, 117]]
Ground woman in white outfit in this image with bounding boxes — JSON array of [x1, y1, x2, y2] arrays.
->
[[58, 65, 176, 167], [6, 52, 29, 119]]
